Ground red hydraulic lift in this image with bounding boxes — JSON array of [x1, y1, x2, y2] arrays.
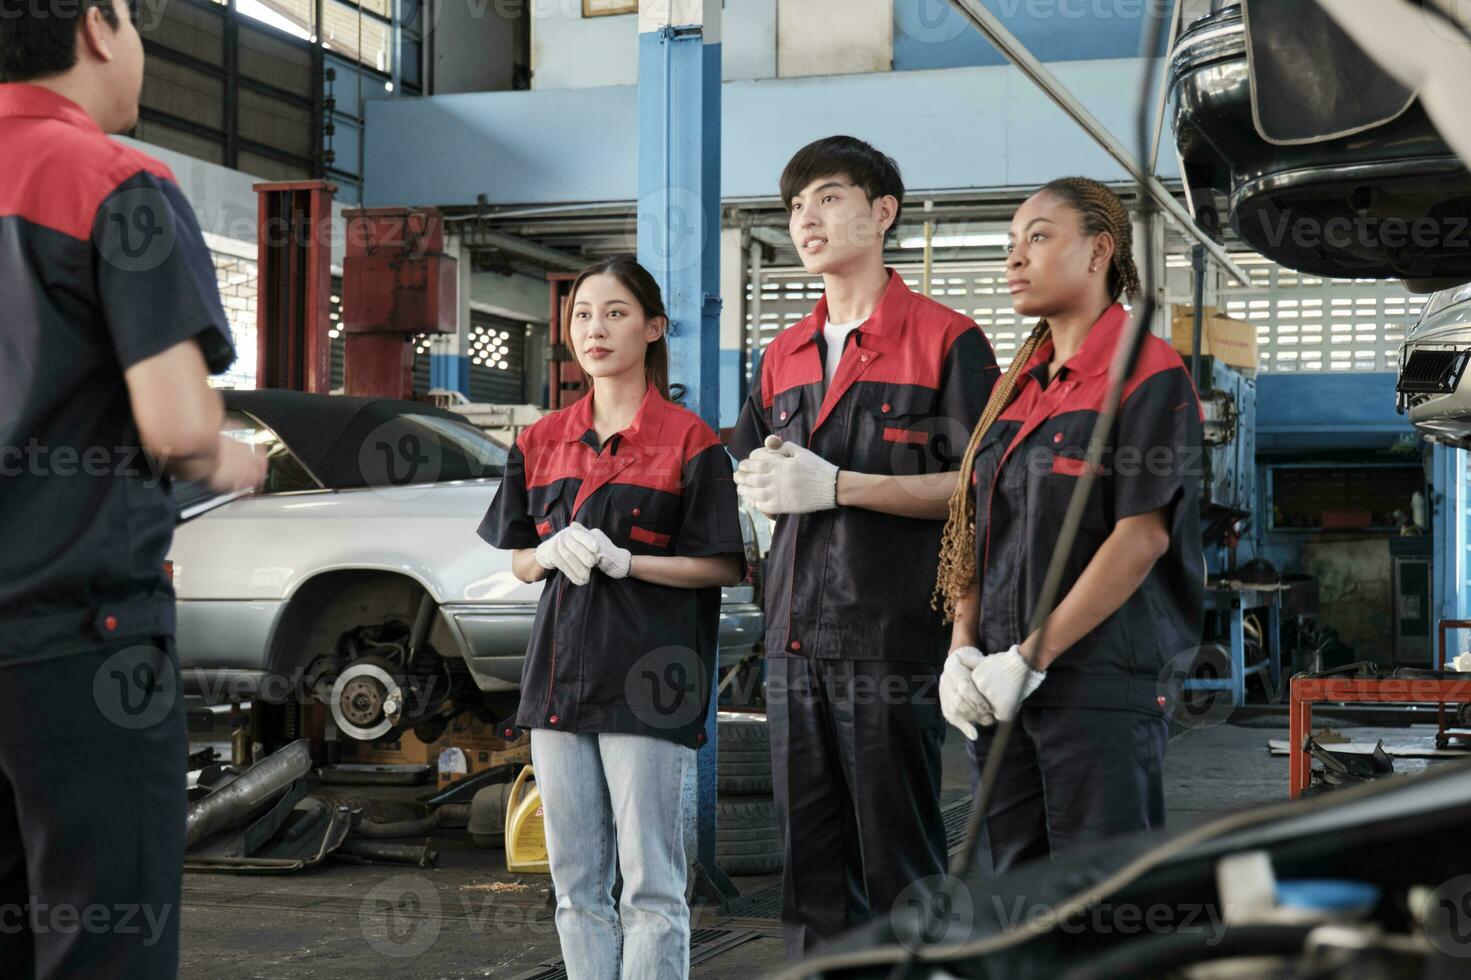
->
[[341, 207, 457, 399], [254, 180, 336, 393], [254, 183, 458, 401]]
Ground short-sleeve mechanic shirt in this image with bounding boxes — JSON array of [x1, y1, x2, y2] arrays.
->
[[0, 84, 236, 663], [970, 303, 1205, 711], [730, 270, 999, 665], [478, 384, 746, 749]]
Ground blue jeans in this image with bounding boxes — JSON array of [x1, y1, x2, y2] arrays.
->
[[530, 729, 694, 980]]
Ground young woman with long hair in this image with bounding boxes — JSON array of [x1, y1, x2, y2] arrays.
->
[[479, 256, 746, 979], [935, 178, 1205, 871]]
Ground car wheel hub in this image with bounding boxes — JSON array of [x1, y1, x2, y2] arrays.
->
[[329, 661, 405, 741]]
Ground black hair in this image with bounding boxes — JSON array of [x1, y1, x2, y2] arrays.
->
[[0, 0, 120, 84], [779, 135, 905, 242]]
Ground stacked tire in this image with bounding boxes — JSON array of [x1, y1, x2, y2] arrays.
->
[[714, 713, 782, 876]]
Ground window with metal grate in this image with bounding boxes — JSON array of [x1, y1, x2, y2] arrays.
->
[[1213, 253, 1423, 373]]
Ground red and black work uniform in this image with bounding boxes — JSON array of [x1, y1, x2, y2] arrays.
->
[[730, 270, 998, 957], [479, 383, 746, 749], [0, 84, 235, 977], [967, 302, 1205, 873]]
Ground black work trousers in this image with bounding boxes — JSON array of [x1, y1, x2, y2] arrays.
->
[[964, 703, 1168, 875], [0, 638, 187, 979], [767, 656, 948, 959]]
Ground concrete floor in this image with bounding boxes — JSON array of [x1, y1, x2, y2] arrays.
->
[[178, 718, 1459, 979]]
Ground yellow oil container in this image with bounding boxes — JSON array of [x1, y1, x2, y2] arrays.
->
[[504, 765, 550, 874]]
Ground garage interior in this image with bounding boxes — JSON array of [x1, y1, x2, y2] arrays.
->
[[72, 0, 1471, 976]]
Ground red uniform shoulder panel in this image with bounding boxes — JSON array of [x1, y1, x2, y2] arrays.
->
[[0, 116, 177, 240]]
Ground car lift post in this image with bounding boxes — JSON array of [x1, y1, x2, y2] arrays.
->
[[251, 180, 341, 759], [254, 181, 337, 394], [637, 0, 735, 907]]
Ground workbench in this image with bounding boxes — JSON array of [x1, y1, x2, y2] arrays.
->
[[1189, 583, 1286, 706], [1288, 669, 1471, 798]]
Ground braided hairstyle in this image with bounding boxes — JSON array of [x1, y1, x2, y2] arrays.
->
[[1041, 177, 1143, 302], [931, 177, 1142, 623]]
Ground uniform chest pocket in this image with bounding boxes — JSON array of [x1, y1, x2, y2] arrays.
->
[[629, 525, 671, 548], [529, 488, 567, 535], [531, 500, 566, 539], [770, 390, 805, 442], [1040, 452, 1111, 536], [606, 486, 681, 553], [865, 387, 942, 475]]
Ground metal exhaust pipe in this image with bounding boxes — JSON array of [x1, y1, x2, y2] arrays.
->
[[186, 739, 313, 848]]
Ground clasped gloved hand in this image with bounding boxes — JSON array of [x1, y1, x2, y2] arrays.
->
[[939, 645, 992, 740], [970, 645, 1047, 723], [588, 527, 632, 580], [534, 522, 600, 586], [734, 435, 838, 516]]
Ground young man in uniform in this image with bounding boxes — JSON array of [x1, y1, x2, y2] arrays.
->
[[730, 136, 1000, 957], [0, 2, 265, 975]]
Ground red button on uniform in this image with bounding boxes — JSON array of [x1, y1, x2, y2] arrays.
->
[[548, 715, 559, 725], [1053, 433, 1063, 444], [632, 508, 641, 517], [881, 403, 891, 413], [790, 640, 801, 651], [780, 411, 788, 421], [104, 615, 118, 632]]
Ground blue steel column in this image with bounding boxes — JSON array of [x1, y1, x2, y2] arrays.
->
[[637, 1, 729, 899], [1433, 443, 1446, 629], [1433, 443, 1471, 648]]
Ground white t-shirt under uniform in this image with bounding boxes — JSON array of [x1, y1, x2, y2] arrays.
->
[[823, 319, 864, 389]]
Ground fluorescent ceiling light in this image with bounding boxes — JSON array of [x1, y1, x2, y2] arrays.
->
[[899, 232, 1011, 249]]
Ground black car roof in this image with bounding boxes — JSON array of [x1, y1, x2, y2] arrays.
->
[[223, 389, 481, 490]]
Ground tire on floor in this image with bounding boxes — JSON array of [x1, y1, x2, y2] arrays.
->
[[716, 713, 773, 795], [716, 796, 783, 876]]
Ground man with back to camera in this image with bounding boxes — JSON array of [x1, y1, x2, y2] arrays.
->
[[0, 0, 265, 975], [730, 135, 1000, 957]]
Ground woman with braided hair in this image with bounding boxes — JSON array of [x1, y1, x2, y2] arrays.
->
[[934, 178, 1205, 871]]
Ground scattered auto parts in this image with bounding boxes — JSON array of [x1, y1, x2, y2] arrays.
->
[[185, 740, 313, 849]]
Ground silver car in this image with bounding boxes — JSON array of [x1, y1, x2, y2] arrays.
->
[[170, 390, 765, 743], [1396, 282, 1471, 447]]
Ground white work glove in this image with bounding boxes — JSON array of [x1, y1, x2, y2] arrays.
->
[[939, 646, 992, 740], [733, 435, 838, 515], [970, 645, 1047, 724], [534, 523, 599, 586], [588, 527, 632, 580]]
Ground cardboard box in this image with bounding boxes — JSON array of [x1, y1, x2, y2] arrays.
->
[[437, 713, 513, 752], [436, 734, 530, 790], [340, 728, 438, 766], [431, 712, 530, 788], [1170, 305, 1259, 372], [341, 712, 525, 774]]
